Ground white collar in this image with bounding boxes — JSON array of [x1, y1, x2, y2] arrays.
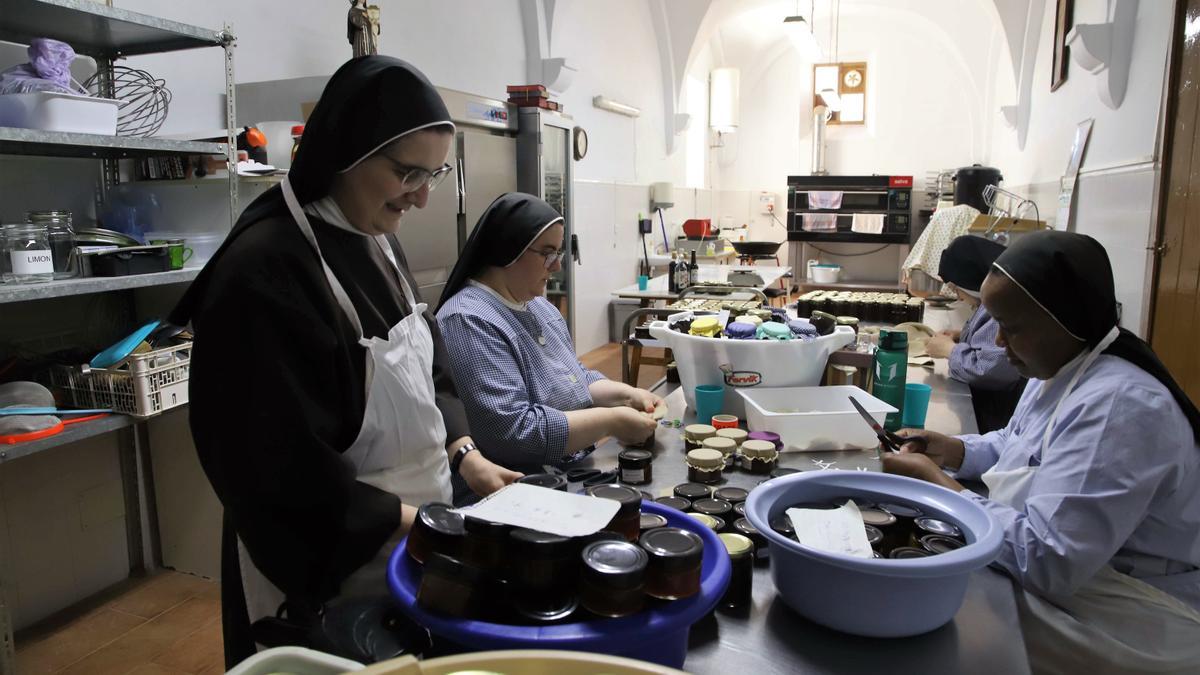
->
[[469, 279, 528, 312], [303, 196, 364, 236]]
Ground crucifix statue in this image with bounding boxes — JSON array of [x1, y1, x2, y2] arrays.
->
[[348, 0, 381, 58]]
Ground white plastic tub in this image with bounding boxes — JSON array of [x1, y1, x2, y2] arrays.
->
[[648, 316, 855, 418], [0, 91, 119, 135], [737, 385, 897, 451], [226, 646, 363, 674], [810, 263, 841, 284]]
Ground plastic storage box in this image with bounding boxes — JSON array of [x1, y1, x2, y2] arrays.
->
[[0, 91, 120, 135], [737, 385, 898, 451]]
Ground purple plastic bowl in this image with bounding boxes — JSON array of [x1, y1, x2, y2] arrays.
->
[[387, 501, 731, 668], [745, 471, 1002, 637]]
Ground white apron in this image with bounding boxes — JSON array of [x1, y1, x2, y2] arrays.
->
[[981, 328, 1200, 674], [237, 178, 453, 626]]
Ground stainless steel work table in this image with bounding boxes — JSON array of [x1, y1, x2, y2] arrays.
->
[[568, 364, 1029, 674]]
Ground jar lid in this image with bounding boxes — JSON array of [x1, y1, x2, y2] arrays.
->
[[656, 495, 692, 511], [509, 527, 573, 557], [701, 436, 737, 456], [749, 308, 774, 320], [888, 546, 931, 559], [719, 532, 754, 558], [416, 502, 465, 537], [585, 484, 643, 516], [734, 314, 763, 326], [859, 508, 897, 528], [713, 486, 748, 503], [639, 513, 669, 531], [769, 467, 801, 479], [581, 540, 648, 589], [914, 517, 962, 538], [639, 527, 704, 571], [687, 512, 721, 531], [673, 482, 712, 500], [769, 514, 795, 537], [686, 448, 724, 469], [516, 473, 568, 491], [741, 440, 777, 459], [715, 428, 748, 444], [689, 316, 721, 336], [836, 316, 859, 325], [878, 502, 924, 519], [757, 322, 792, 340], [463, 515, 511, 537], [515, 595, 579, 623], [618, 448, 653, 465], [733, 502, 747, 517], [733, 517, 759, 538], [863, 524, 883, 546], [692, 497, 733, 517], [425, 552, 484, 583], [920, 534, 965, 555], [684, 424, 717, 440], [746, 431, 781, 447]]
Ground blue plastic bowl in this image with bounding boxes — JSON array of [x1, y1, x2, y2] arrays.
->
[[387, 501, 731, 669], [745, 471, 1002, 638]]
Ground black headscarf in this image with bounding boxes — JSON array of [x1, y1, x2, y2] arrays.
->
[[939, 235, 1007, 294], [991, 230, 1200, 442], [438, 192, 563, 308], [171, 56, 453, 324]]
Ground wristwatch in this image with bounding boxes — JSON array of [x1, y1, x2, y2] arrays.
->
[[449, 442, 479, 474]]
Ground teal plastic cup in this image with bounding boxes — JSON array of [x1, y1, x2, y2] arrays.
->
[[902, 383, 933, 428], [694, 384, 726, 426], [637, 275, 649, 290]]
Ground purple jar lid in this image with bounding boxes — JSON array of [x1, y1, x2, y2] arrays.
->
[[724, 321, 757, 340], [747, 431, 782, 451], [788, 319, 818, 337]]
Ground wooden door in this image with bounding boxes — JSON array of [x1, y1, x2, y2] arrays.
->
[[1150, 0, 1200, 402]]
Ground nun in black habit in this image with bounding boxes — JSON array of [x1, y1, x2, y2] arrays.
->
[[171, 57, 520, 665]]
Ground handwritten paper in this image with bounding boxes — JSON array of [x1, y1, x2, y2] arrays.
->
[[453, 483, 619, 538], [788, 501, 873, 558]]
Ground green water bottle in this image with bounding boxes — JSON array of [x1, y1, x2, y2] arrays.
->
[[872, 329, 908, 431]]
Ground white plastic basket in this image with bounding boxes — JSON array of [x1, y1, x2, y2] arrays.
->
[[51, 342, 191, 417]]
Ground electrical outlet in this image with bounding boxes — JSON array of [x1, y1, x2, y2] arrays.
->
[[758, 192, 776, 215]]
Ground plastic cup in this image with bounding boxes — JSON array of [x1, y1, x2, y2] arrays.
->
[[902, 383, 933, 428], [637, 275, 649, 290], [694, 384, 726, 425]]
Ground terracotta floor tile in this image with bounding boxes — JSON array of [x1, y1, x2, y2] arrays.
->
[[110, 572, 216, 620], [60, 595, 221, 675], [152, 616, 224, 674], [14, 607, 146, 674]]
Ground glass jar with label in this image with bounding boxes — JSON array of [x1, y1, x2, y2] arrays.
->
[[27, 211, 75, 279], [5, 223, 54, 283]]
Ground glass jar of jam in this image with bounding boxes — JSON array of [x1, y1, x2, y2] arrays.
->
[[686, 448, 724, 484], [878, 502, 924, 545], [769, 513, 797, 540], [713, 486, 748, 504], [586, 484, 643, 541], [656, 495, 692, 512], [417, 552, 484, 618], [688, 512, 723, 532], [674, 482, 712, 501], [911, 516, 964, 546], [579, 540, 648, 618], [740, 440, 778, 474], [858, 508, 900, 553], [920, 535, 964, 555], [640, 527, 704, 600], [889, 546, 932, 559], [516, 473, 568, 491], [715, 427, 748, 449], [618, 448, 654, 485], [702, 435, 737, 465], [746, 431, 782, 451], [692, 497, 734, 528], [640, 513, 669, 533], [684, 424, 717, 450], [719, 533, 754, 611], [509, 528, 579, 622], [462, 516, 511, 576], [733, 517, 769, 562], [863, 524, 884, 551], [407, 502, 465, 565]]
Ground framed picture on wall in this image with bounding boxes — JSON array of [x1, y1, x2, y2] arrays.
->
[[1051, 0, 1073, 92]]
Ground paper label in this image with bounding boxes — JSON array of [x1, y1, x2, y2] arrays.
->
[[453, 483, 619, 538], [621, 468, 645, 484], [788, 501, 873, 558], [12, 250, 53, 275]]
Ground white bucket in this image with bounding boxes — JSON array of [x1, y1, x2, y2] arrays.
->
[[649, 317, 854, 418]]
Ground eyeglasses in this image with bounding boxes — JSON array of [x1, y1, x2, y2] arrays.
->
[[533, 247, 567, 269], [388, 160, 454, 193]]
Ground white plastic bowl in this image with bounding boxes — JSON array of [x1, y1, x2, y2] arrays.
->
[[745, 471, 1003, 638], [810, 264, 841, 284], [737, 385, 897, 451]]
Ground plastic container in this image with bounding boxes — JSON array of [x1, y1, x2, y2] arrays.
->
[[810, 264, 842, 284], [649, 315, 855, 418], [0, 91, 120, 135], [744, 471, 1003, 638], [143, 230, 225, 269], [365, 649, 689, 674], [736, 385, 898, 451], [387, 501, 731, 669], [50, 341, 191, 417], [226, 646, 363, 674]]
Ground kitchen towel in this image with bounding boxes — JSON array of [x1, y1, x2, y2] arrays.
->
[[808, 191, 843, 209], [851, 213, 885, 234], [802, 213, 838, 232]]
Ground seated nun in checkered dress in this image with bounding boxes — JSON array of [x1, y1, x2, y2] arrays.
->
[[437, 193, 662, 473]]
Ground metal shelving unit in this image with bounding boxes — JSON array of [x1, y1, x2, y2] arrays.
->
[[0, 3, 236, 671]]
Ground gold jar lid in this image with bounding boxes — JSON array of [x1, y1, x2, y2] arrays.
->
[[734, 314, 762, 326], [688, 512, 721, 531], [686, 448, 724, 469], [740, 439, 777, 459], [702, 436, 737, 456], [684, 424, 717, 441], [715, 428, 748, 445], [719, 532, 754, 557]]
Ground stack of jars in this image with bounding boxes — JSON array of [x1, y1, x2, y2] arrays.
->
[[794, 290, 924, 324]]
